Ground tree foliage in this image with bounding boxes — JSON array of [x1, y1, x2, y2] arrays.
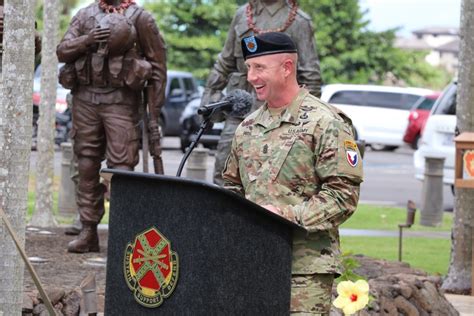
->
[[298, 0, 450, 89], [144, 0, 247, 81], [41, 0, 450, 88]]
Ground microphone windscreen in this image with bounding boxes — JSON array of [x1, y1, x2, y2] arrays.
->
[[227, 89, 254, 118]]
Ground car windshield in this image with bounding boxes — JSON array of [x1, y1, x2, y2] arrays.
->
[[328, 90, 422, 110], [432, 83, 456, 116], [412, 96, 437, 111]]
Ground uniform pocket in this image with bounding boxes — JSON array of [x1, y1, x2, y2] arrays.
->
[[270, 137, 296, 181]]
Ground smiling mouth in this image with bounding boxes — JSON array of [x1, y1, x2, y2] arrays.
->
[[254, 84, 265, 92]]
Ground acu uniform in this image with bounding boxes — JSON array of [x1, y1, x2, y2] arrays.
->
[[223, 88, 363, 314], [202, 0, 322, 185]]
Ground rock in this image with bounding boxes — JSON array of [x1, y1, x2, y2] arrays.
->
[[22, 293, 34, 313], [61, 289, 82, 316], [394, 295, 419, 316], [38, 288, 65, 305], [330, 256, 460, 316], [398, 281, 413, 298], [32, 303, 46, 315]]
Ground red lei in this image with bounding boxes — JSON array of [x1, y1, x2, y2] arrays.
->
[[99, 0, 135, 14], [246, 0, 298, 34]]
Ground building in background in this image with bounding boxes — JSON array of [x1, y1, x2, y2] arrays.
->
[[396, 26, 459, 74]]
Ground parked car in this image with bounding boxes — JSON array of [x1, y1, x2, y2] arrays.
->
[[179, 96, 224, 153], [320, 84, 435, 151], [403, 92, 441, 149], [32, 64, 71, 149], [160, 70, 200, 136], [414, 80, 457, 188]]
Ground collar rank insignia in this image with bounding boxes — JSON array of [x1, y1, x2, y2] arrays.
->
[[244, 36, 258, 53], [344, 140, 359, 167], [124, 227, 179, 308]]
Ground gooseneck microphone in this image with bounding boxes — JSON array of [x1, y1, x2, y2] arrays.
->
[[197, 89, 254, 118], [177, 89, 254, 177]]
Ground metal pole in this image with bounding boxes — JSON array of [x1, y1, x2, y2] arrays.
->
[[398, 225, 403, 262], [420, 156, 445, 226]]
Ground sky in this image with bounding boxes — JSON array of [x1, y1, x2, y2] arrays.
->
[[359, 0, 462, 37], [75, 0, 462, 38]]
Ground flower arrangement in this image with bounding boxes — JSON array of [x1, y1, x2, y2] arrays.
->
[[333, 280, 369, 315]]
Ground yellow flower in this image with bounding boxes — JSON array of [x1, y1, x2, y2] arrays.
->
[[333, 280, 369, 315]]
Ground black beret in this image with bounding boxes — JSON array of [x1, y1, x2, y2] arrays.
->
[[241, 32, 297, 60]]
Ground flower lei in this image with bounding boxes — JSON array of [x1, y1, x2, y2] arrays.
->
[[246, 0, 298, 34], [99, 0, 135, 14]]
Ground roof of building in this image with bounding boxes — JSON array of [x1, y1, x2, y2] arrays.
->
[[395, 37, 431, 50], [435, 38, 460, 53], [412, 26, 459, 36]]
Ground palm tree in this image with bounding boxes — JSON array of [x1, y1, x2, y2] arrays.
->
[[30, 0, 59, 227], [442, 0, 474, 294], [0, 0, 36, 313]]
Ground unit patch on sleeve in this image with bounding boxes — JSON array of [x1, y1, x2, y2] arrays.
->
[[124, 227, 179, 308], [344, 140, 359, 167]]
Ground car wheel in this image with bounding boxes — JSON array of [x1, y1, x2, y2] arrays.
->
[[410, 135, 421, 150], [31, 110, 39, 151], [159, 115, 165, 138], [180, 136, 191, 153], [370, 144, 398, 151]]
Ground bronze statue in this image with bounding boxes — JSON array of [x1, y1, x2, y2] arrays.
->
[[201, 0, 322, 186], [57, 0, 167, 253]]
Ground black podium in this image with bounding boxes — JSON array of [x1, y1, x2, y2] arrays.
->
[[101, 169, 304, 315]]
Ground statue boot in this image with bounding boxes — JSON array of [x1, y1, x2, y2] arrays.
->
[[67, 222, 99, 253], [65, 214, 83, 235]]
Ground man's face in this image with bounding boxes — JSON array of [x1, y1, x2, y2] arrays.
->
[[245, 54, 286, 105]]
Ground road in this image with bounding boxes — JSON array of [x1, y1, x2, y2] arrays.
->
[[361, 146, 453, 211], [30, 138, 454, 211]]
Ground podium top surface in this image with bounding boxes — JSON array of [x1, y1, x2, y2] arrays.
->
[[101, 168, 305, 232]]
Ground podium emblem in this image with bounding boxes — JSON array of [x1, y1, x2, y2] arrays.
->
[[124, 227, 179, 308]]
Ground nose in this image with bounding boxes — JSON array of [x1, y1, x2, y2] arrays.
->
[[247, 67, 257, 84]]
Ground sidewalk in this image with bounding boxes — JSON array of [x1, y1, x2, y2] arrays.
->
[[445, 294, 474, 316]]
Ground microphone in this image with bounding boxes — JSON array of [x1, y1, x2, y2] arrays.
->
[[197, 89, 254, 118]]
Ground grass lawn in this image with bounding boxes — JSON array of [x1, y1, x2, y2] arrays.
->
[[341, 204, 453, 231], [340, 204, 453, 276], [27, 177, 452, 276], [341, 236, 450, 275], [27, 175, 110, 224]]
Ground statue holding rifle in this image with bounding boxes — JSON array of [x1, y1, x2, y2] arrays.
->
[[57, 0, 167, 253]]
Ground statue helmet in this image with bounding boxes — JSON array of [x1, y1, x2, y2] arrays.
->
[[99, 13, 136, 56]]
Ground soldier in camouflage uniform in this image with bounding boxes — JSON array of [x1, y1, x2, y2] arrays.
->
[[201, 0, 322, 185], [223, 32, 363, 315]]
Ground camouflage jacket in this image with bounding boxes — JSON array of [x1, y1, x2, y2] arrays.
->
[[223, 88, 363, 275], [202, 0, 322, 107]]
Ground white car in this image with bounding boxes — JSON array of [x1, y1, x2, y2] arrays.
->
[[414, 81, 457, 186], [321, 84, 435, 150]]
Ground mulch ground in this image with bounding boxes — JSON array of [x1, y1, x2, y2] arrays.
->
[[23, 226, 108, 312]]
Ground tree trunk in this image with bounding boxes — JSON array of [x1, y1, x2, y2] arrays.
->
[[0, 0, 35, 314], [30, 0, 59, 227], [442, 0, 474, 294]]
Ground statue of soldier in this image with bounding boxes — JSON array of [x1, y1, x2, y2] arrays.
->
[[201, 0, 322, 185], [57, 0, 167, 253]]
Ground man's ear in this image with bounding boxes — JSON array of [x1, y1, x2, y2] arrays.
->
[[283, 59, 293, 77]]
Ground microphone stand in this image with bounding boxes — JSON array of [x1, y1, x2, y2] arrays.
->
[[176, 114, 213, 177]]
